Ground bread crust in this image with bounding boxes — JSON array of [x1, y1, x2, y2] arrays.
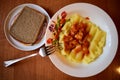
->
[[10, 6, 45, 44]]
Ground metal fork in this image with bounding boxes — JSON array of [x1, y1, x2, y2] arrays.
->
[[4, 45, 55, 67]]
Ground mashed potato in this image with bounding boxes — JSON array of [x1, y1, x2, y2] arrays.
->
[[59, 14, 106, 64]]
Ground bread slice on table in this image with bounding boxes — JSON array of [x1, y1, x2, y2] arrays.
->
[[10, 6, 45, 44]]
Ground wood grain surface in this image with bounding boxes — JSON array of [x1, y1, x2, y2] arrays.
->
[[0, 0, 120, 80]]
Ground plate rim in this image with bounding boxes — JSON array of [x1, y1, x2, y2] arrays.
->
[[45, 3, 118, 77], [4, 3, 50, 51]]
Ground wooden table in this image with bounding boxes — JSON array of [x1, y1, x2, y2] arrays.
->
[[0, 0, 120, 80]]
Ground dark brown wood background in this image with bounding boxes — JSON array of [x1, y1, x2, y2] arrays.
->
[[0, 0, 120, 80]]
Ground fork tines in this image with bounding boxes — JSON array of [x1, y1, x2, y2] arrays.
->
[[45, 45, 55, 55]]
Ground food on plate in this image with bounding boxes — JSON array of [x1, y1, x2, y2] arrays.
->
[[47, 11, 106, 64], [10, 6, 45, 44]]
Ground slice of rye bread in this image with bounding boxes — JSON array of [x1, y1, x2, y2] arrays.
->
[[10, 6, 45, 44]]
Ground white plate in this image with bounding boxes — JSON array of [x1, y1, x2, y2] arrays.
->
[[45, 3, 118, 77], [4, 3, 50, 51]]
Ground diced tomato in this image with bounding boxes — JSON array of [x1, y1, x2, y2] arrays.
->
[[74, 45, 82, 53], [75, 31, 83, 40], [85, 17, 90, 20], [61, 11, 67, 19], [47, 38, 53, 44], [70, 25, 78, 36], [64, 35, 73, 42], [83, 39, 89, 48], [60, 18, 66, 25], [54, 33, 59, 39], [82, 47, 89, 55]]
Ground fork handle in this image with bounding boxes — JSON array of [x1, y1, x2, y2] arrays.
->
[[4, 53, 38, 67]]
